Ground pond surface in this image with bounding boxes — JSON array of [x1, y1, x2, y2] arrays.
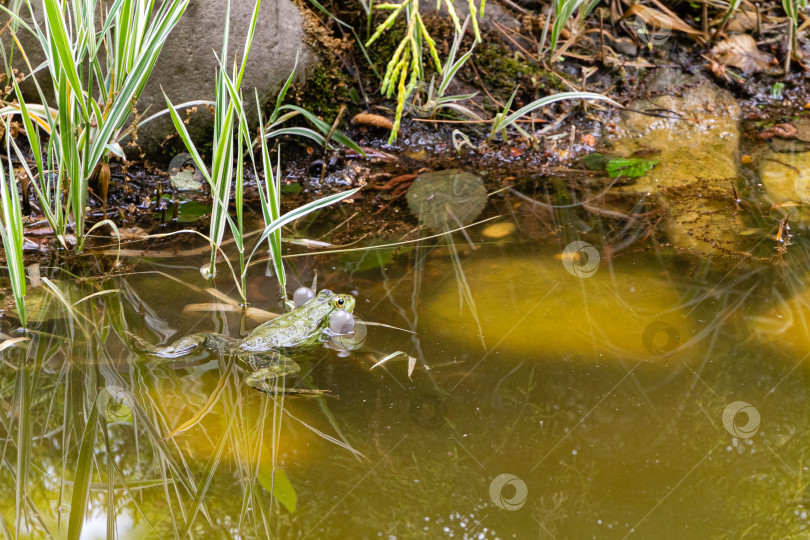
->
[[2, 211, 810, 540], [4, 106, 810, 538]]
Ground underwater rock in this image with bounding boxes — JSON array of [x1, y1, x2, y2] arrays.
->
[[608, 71, 744, 256], [746, 281, 810, 357], [421, 253, 695, 362], [5, 281, 73, 323], [406, 170, 488, 232], [758, 147, 810, 224], [146, 383, 325, 468]]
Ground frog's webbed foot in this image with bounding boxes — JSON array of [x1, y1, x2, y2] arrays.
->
[[241, 352, 323, 395], [128, 332, 223, 359]]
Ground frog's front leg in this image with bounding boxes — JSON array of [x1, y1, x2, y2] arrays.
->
[[129, 332, 234, 359], [241, 351, 323, 395]]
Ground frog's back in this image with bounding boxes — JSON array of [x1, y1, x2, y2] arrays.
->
[[239, 316, 316, 352], [238, 292, 334, 353]]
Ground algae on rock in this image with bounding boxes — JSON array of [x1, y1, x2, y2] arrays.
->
[[757, 146, 810, 225], [607, 71, 745, 257], [421, 252, 697, 362]]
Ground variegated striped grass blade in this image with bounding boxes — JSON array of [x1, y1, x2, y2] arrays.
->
[[0, 0, 189, 251]]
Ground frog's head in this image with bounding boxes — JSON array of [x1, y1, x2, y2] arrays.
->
[[306, 289, 355, 323], [313, 289, 335, 304]]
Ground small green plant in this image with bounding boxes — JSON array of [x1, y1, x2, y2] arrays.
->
[[255, 95, 285, 296], [547, 0, 600, 61], [770, 82, 785, 100], [366, 0, 484, 142], [166, 0, 258, 282], [167, 1, 362, 301], [782, 0, 807, 61], [411, 21, 482, 121], [783, 0, 807, 35], [0, 121, 26, 326], [487, 91, 619, 143]]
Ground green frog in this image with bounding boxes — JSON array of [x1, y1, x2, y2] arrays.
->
[[130, 289, 356, 393]]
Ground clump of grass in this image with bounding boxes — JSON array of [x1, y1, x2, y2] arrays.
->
[[487, 91, 619, 143], [1, 0, 189, 250], [166, 1, 362, 301], [410, 18, 482, 122], [546, 0, 600, 61]]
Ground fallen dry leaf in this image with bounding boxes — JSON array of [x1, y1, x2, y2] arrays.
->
[[625, 4, 706, 41], [727, 10, 758, 33], [710, 34, 773, 74], [758, 123, 798, 140]]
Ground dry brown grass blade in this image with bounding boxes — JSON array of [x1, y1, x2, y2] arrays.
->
[[204, 287, 241, 306], [0, 337, 29, 352], [625, 4, 707, 41], [182, 303, 279, 322]]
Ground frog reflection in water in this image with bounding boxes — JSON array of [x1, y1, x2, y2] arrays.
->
[[133, 289, 356, 393]]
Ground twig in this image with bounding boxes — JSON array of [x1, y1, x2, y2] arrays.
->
[[784, 21, 793, 76], [320, 105, 347, 183]]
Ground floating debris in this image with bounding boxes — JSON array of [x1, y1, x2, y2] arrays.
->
[[406, 170, 487, 232]]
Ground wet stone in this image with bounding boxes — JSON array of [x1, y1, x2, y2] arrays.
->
[[421, 253, 696, 362], [607, 71, 744, 256], [758, 146, 810, 224], [746, 280, 810, 357]]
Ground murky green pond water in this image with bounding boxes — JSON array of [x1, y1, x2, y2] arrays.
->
[[3, 212, 810, 539]]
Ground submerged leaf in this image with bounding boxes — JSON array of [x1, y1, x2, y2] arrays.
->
[[340, 244, 409, 272], [176, 200, 212, 223], [168, 152, 204, 191], [582, 153, 612, 170], [259, 467, 297, 514], [406, 170, 487, 231], [281, 182, 303, 194]]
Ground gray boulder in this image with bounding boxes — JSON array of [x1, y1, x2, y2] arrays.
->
[[133, 0, 316, 161]]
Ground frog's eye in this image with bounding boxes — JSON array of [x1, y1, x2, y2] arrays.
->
[[334, 297, 345, 308]]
